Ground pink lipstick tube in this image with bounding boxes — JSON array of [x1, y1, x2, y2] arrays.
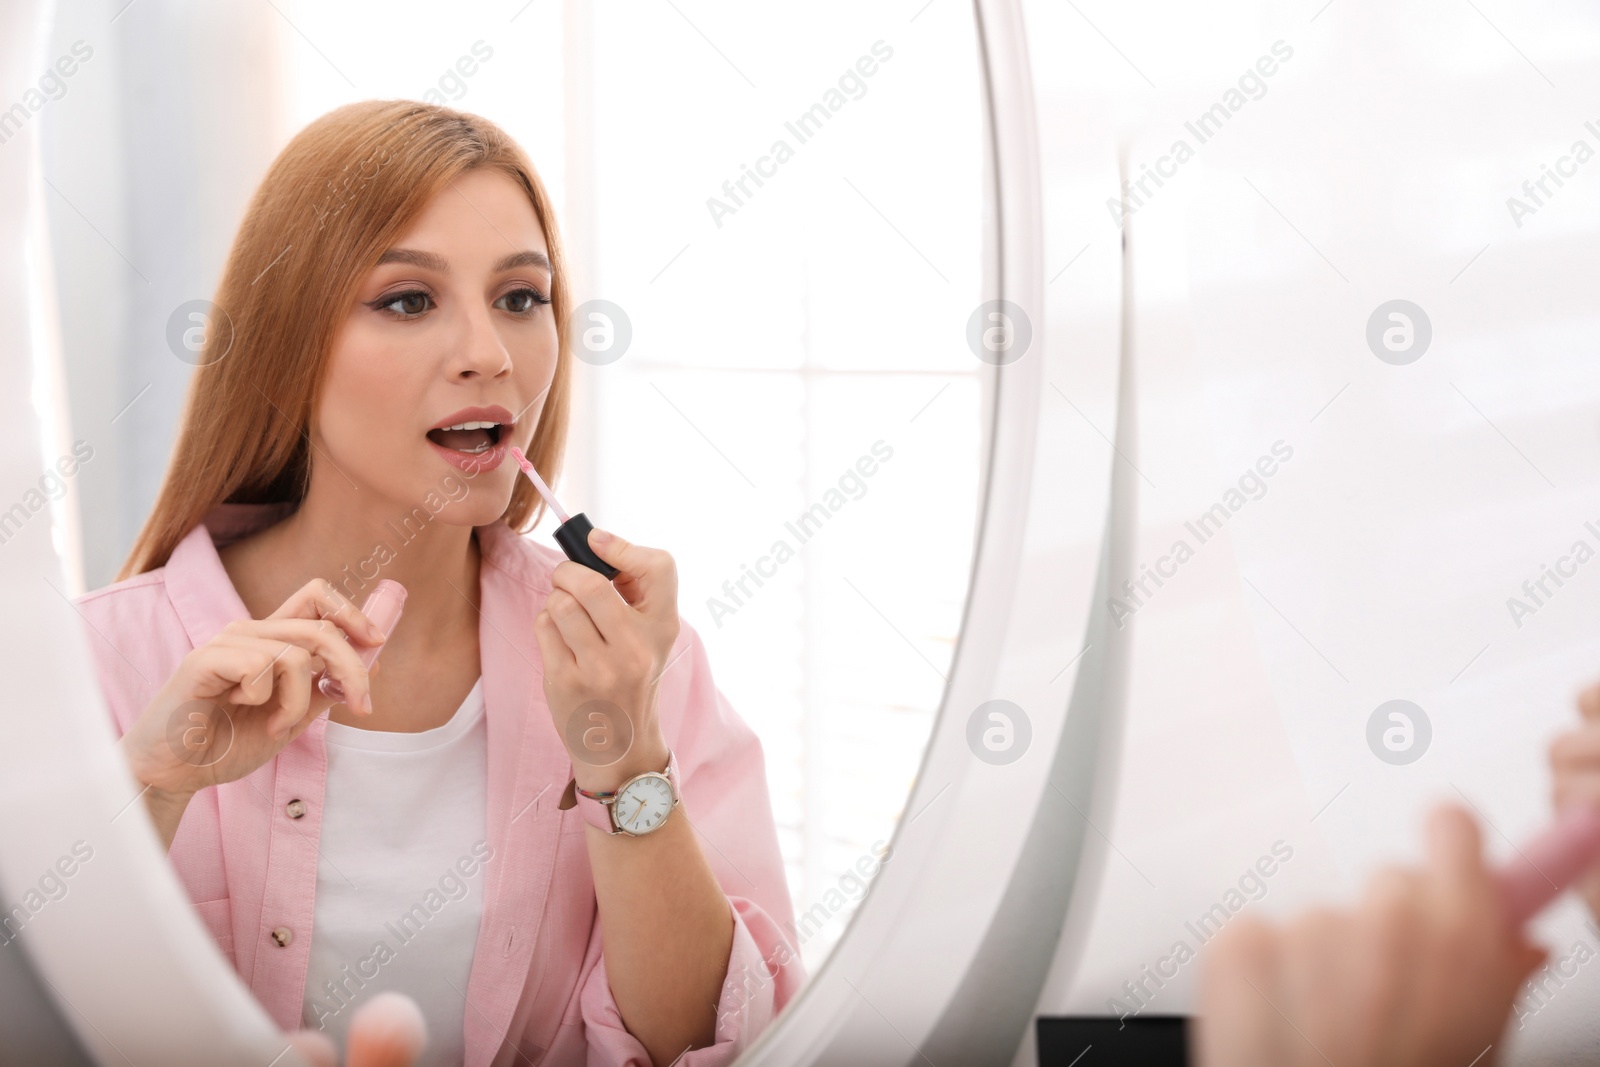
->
[[316, 579, 407, 703], [1496, 805, 1600, 926]]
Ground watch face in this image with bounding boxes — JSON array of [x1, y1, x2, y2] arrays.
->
[[612, 773, 675, 835]]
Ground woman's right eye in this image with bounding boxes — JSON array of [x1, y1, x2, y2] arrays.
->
[[369, 290, 433, 318]]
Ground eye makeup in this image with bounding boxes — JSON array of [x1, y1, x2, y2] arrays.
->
[[508, 446, 619, 580], [363, 284, 549, 319]]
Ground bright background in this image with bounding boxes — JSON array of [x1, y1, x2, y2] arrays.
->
[[1007, 4, 1600, 1064]]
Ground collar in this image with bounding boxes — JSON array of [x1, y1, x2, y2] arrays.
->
[[162, 501, 552, 647], [163, 502, 291, 649]]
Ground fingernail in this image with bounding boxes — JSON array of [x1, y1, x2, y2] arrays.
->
[[362, 691, 373, 714], [590, 528, 612, 544]]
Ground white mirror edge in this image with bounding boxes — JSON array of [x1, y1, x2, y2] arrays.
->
[[733, 1, 1136, 1063], [0, 0, 316, 1064]]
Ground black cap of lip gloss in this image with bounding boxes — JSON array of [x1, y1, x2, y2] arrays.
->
[[553, 512, 619, 579]]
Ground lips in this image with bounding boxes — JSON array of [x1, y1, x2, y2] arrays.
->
[[428, 422, 502, 452], [426, 404, 516, 472], [426, 404, 514, 451]]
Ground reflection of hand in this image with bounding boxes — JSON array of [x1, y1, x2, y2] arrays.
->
[[1194, 804, 1546, 1067], [533, 528, 677, 794], [117, 579, 388, 848], [286, 990, 427, 1067], [1550, 681, 1600, 920]]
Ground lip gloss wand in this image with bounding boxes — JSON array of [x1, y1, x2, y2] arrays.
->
[[507, 446, 619, 580]]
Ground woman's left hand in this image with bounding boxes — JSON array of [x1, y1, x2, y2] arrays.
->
[[533, 526, 680, 791]]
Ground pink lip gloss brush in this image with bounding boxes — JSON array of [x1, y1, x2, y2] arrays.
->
[[315, 579, 407, 705], [508, 446, 619, 579]]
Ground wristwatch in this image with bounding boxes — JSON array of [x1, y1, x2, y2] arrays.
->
[[565, 750, 680, 837]]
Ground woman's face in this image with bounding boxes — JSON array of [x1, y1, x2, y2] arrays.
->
[[313, 166, 558, 527]]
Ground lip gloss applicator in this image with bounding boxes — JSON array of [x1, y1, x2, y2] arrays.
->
[[508, 446, 619, 580]]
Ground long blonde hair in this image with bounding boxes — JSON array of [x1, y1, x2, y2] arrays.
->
[[117, 99, 572, 579]]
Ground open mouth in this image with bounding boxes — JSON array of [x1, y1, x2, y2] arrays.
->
[[426, 420, 505, 455]]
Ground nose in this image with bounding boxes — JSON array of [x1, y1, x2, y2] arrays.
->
[[450, 300, 513, 380]]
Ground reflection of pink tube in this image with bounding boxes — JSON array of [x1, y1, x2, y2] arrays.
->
[[316, 579, 407, 703], [1496, 806, 1600, 926]]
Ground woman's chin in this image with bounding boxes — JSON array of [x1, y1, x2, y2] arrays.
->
[[424, 497, 514, 529]]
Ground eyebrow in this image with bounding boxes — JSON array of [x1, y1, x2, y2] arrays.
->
[[375, 248, 552, 274]]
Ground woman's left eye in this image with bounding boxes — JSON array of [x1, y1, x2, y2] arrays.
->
[[496, 287, 551, 315]]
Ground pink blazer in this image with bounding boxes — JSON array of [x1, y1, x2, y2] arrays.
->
[[73, 502, 805, 1066]]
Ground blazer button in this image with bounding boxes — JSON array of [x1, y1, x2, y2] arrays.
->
[[271, 926, 293, 947], [285, 799, 307, 819]]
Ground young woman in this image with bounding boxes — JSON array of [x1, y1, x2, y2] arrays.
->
[[72, 100, 803, 1067]]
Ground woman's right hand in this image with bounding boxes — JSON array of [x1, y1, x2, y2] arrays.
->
[[1195, 805, 1544, 1067], [287, 990, 427, 1067], [1549, 679, 1600, 921], [119, 578, 389, 837]]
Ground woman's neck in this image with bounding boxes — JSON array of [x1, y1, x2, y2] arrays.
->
[[218, 489, 483, 648]]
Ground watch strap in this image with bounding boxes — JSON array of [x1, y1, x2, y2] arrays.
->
[[574, 785, 618, 834]]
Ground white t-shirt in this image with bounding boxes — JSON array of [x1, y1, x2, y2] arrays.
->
[[301, 676, 490, 1067]]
